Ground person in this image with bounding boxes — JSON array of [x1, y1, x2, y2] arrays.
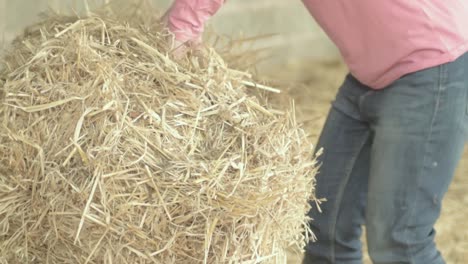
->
[[164, 1, 468, 263]]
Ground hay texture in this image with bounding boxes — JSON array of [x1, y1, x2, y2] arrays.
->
[[0, 16, 317, 264]]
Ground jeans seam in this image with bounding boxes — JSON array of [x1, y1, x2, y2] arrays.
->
[[328, 133, 370, 263], [401, 64, 447, 263], [358, 90, 375, 119]]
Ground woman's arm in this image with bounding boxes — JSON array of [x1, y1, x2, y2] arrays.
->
[[167, 0, 225, 43]]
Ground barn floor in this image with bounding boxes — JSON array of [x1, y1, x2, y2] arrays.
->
[[265, 61, 468, 264]]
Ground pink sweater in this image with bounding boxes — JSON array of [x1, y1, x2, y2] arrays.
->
[[168, 0, 468, 89]]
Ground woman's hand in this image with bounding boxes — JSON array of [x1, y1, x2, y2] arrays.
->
[[170, 37, 202, 59], [162, 0, 225, 58]]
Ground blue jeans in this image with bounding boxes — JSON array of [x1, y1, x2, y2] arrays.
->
[[303, 53, 468, 264]]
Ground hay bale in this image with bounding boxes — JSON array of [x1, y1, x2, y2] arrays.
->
[[0, 15, 317, 264]]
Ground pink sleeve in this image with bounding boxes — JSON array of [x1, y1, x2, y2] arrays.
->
[[168, 0, 225, 43]]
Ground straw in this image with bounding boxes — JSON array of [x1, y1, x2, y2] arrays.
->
[[0, 12, 317, 264]]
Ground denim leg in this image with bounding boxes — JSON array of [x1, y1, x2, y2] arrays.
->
[[304, 76, 372, 264], [363, 54, 468, 263], [304, 52, 467, 263]]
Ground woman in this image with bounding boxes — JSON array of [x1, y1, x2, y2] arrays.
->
[[164, 1, 468, 263]]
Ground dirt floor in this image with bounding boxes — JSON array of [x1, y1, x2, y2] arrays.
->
[[265, 61, 468, 264]]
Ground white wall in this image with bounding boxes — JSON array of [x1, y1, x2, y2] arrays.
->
[[211, 1, 338, 63], [0, 0, 339, 70]]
